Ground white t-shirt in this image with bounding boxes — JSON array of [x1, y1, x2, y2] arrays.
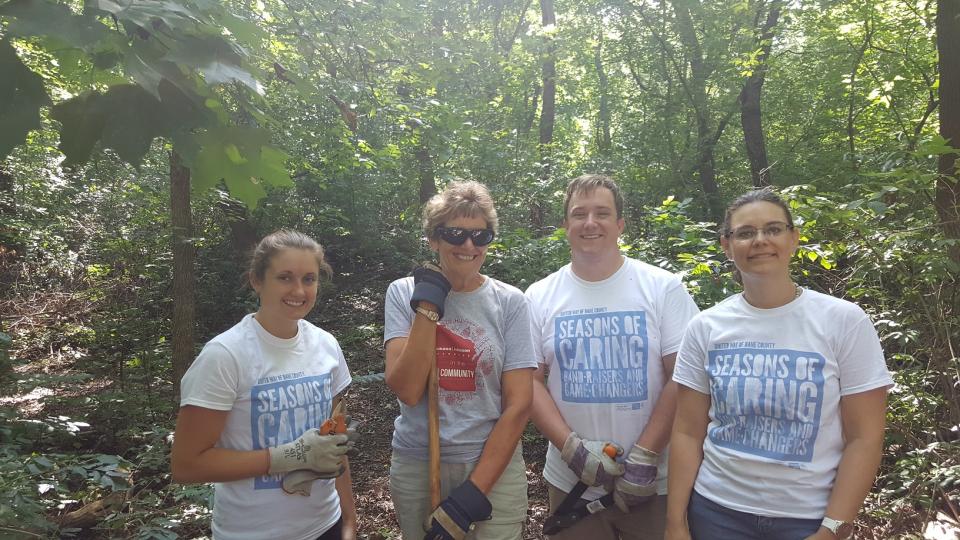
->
[[180, 314, 352, 540], [384, 276, 537, 463], [525, 258, 700, 498], [672, 289, 893, 518]]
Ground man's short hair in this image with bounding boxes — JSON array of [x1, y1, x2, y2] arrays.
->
[[563, 174, 624, 219]]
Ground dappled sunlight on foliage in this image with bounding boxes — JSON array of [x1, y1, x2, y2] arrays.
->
[[0, 0, 957, 536]]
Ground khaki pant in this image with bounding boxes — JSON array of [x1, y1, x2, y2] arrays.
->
[[390, 445, 527, 540], [546, 482, 667, 540]]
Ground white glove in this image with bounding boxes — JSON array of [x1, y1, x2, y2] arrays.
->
[[267, 429, 350, 476]]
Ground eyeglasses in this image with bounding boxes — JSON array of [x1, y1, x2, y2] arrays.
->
[[435, 226, 496, 247], [725, 222, 794, 242]]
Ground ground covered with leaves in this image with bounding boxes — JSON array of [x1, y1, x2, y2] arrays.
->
[[0, 272, 954, 539], [0, 274, 553, 539]]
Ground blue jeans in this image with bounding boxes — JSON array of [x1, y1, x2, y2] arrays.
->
[[688, 490, 822, 540]]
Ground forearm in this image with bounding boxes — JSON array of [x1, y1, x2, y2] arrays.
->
[[822, 436, 884, 521], [635, 379, 678, 453], [336, 459, 357, 537], [385, 313, 436, 405], [530, 376, 572, 449], [469, 402, 529, 494], [172, 447, 269, 484], [665, 430, 703, 526]]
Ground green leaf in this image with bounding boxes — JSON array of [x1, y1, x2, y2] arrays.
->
[[50, 84, 166, 167], [157, 78, 212, 133], [98, 85, 165, 166], [0, 0, 112, 49], [50, 91, 107, 165], [90, 0, 202, 32], [220, 12, 265, 47], [223, 143, 245, 164], [190, 126, 291, 208], [0, 39, 51, 159], [161, 34, 263, 94], [866, 201, 887, 215]]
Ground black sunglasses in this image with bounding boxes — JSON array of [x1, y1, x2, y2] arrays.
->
[[434, 226, 496, 247]]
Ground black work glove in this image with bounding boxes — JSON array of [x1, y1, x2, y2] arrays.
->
[[410, 262, 451, 319], [423, 479, 492, 540]]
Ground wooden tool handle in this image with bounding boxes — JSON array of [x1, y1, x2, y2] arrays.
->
[[428, 348, 441, 509]]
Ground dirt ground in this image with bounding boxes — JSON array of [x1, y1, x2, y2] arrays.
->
[[4, 274, 942, 539], [342, 378, 551, 540], [315, 274, 552, 539], [1, 273, 554, 539]]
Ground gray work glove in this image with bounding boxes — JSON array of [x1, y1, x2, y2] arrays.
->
[[281, 421, 360, 496], [612, 443, 659, 512], [560, 431, 624, 492], [267, 429, 350, 477]]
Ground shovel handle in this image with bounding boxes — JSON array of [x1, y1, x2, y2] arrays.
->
[[428, 345, 441, 509]]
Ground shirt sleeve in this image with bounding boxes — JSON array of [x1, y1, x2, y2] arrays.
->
[[179, 341, 242, 410], [384, 278, 414, 344], [331, 338, 352, 397], [503, 293, 538, 372], [836, 313, 893, 395], [660, 277, 701, 356], [672, 317, 711, 395], [523, 286, 547, 366]]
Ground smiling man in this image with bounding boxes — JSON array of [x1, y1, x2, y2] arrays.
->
[[525, 174, 700, 539]]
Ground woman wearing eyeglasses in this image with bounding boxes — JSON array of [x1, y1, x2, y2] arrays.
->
[[383, 180, 536, 540], [665, 189, 892, 540]]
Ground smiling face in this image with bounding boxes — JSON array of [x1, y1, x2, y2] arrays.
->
[[429, 214, 489, 287], [721, 201, 800, 281], [564, 186, 625, 259], [251, 248, 320, 335]]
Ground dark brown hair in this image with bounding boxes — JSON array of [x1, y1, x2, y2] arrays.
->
[[721, 188, 795, 284], [248, 230, 332, 284], [721, 187, 794, 237], [563, 174, 624, 219]]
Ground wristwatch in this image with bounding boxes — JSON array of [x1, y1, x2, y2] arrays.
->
[[415, 306, 440, 322], [820, 516, 854, 538]]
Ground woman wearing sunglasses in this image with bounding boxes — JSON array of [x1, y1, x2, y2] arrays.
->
[[383, 180, 536, 540], [665, 188, 893, 540]]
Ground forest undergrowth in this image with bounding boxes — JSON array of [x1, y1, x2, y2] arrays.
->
[[1, 250, 957, 538], [0, 271, 557, 540]]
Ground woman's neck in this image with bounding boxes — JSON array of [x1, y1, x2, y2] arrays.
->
[[445, 271, 485, 293], [253, 312, 299, 339], [740, 275, 799, 309]]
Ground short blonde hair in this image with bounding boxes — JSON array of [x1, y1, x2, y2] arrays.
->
[[422, 180, 499, 238]]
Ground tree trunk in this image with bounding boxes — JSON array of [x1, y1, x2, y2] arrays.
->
[[0, 167, 19, 277], [169, 151, 195, 392], [595, 27, 612, 155], [0, 167, 12, 217], [416, 140, 436, 204], [538, 0, 556, 155], [936, 0, 960, 267], [739, 0, 783, 188], [933, 0, 960, 428], [846, 22, 872, 171], [216, 197, 259, 262], [521, 82, 540, 135], [672, 0, 723, 220], [532, 0, 556, 232]]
